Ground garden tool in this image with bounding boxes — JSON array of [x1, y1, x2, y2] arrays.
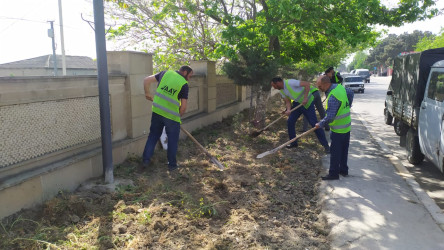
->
[[250, 103, 303, 137], [256, 127, 317, 158], [181, 127, 225, 170]]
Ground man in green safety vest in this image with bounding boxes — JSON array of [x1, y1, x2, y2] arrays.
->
[[315, 75, 354, 180], [141, 66, 193, 172], [325, 66, 343, 85], [271, 77, 330, 153]]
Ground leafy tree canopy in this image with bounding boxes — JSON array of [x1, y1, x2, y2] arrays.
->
[[349, 51, 370, 71], [105, 0, 223, 71], [106, 0, 439, 82], [282, 42, 355, 81], [415, 28, 444, 51], [365, 30, 433, 68], [214, 0, 438, 87], [105, 0, 439, 127]]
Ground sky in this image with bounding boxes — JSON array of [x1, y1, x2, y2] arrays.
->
[[0, 0, 100, 64], [377, 0, 444, 35], [0, 0, 443, 65]]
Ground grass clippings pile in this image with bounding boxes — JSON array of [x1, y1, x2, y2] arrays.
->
[[0, 95, 330, 249]]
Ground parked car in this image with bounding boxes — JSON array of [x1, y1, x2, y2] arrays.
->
[[355, 69, 371, 83], [343, 75, 365, 93]]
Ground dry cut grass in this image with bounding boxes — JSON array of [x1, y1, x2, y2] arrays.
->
[[0, 95, 331, 249]]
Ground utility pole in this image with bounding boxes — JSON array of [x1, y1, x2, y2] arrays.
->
[[58, 0, 66, 75], [47, 21, 58, 76], [93, 0, 114, 184]]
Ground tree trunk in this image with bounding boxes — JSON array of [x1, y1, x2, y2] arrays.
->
[[250, 85, 271, 128]]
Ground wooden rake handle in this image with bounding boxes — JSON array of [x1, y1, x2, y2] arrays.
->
[[180, 127, 225, 170], [258, 103, 303, 133], [256, 127, 317, 158]]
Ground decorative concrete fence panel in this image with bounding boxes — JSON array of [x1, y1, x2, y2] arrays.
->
[[215, 75, 237, 108], [184, 75, 205, 117], [0, 96, 101, 168], [0, 75, 127, 174]]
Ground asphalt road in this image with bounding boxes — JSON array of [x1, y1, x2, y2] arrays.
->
[[351, 76, 444, 211]]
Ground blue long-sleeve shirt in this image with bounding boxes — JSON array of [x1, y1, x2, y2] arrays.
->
[[319, 84, 354, 128]]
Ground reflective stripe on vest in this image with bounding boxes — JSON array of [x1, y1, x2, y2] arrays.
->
[[152, 102, 180, 117], [326, 84, 351, 133], [279, 80, 314, 109], [152, 70, 187, 123]]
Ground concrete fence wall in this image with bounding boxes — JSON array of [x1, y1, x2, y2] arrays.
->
[[0, 51, 250, 219], [0, 68, 98, 77]]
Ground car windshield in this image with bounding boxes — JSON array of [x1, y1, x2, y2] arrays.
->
[[345, 77, 362, 82], [357, 71, 368, 76]]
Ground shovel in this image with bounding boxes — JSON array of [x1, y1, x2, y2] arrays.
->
[[256, 127, 317, 159], [180, 127, 225, 170], [250, 103, 303, 137]]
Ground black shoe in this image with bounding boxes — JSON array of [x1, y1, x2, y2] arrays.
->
[[168, 164, 179, 172], [321, 175, 339, 180], [286, 144, 298, 149], [339, 171, 348, 177], [137, 161, 149, 173]]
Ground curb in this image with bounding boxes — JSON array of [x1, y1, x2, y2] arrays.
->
[[355, 112, 444, 232]]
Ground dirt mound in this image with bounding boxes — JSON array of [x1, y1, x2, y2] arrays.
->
[[0, 96, 330, 249]]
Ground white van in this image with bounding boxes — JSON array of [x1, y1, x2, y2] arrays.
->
[[417, 60, 444, 171], [355, 69, 371, 83]]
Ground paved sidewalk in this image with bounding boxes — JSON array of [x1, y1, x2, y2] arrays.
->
[[319, 115, 444, 249]]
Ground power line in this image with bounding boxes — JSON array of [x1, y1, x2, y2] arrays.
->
[[0, 0, 47, 33], [0, 16, 79, 35], [0, 16, 50, 35], [0, 16, 51, 24]]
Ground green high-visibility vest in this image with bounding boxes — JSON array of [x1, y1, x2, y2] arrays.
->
[[309, 86, 319, 94], [279, 80, 314, 109], [152, 70, 187, 123], [334, 72, 341, 84], [326, 84, 351, 133]]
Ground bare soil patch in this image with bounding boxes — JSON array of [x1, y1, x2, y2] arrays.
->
[[0, 96, 330, 249]]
